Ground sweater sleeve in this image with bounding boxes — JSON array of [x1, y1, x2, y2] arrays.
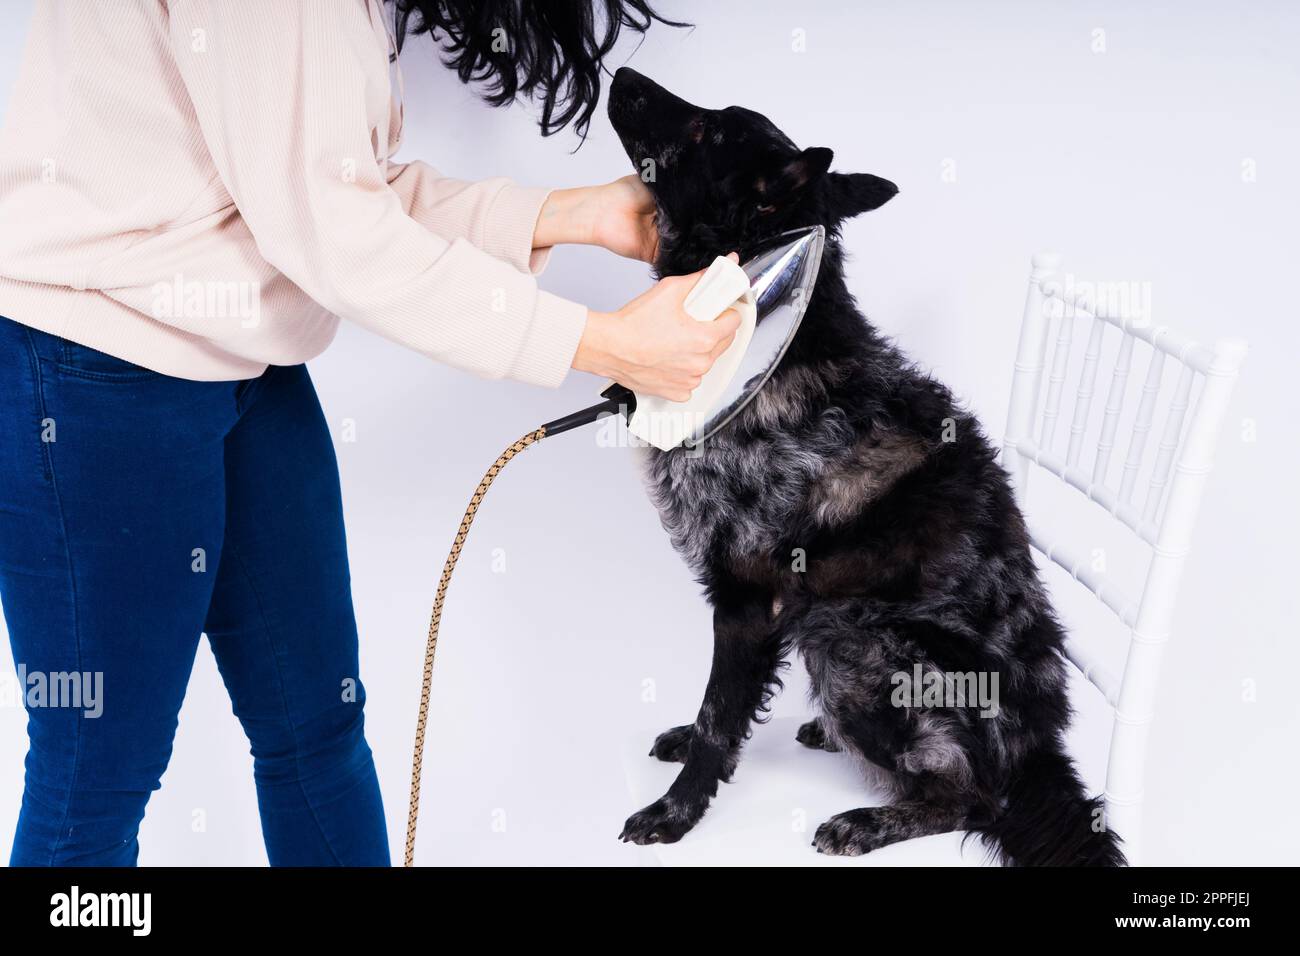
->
[[386, 161, 558, 276], [164, 0, 586, 387]]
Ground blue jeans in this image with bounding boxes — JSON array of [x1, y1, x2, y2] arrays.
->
[[0, 315, 389, 865]]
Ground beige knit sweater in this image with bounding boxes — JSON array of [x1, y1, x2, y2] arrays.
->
[[0, 0, 589, 386]]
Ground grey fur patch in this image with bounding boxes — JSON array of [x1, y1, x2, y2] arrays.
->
[[806, 426, 928, 525], [897, 711, 974, 787], [640, 361, 859, 573]]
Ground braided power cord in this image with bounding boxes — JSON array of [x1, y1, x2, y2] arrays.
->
[[404, 427, 547, 867]]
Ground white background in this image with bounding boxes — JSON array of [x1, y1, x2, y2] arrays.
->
[[1, 0, 1296, 866]]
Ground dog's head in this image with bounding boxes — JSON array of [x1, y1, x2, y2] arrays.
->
[[608, 67, 897, 275]]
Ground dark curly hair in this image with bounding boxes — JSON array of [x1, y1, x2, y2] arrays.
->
[[389, 0, 688, 141]]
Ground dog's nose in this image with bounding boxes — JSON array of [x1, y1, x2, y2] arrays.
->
[[613, 67, 645, 89], [608, 68, 649, 126], [610, 67, 646, 108]]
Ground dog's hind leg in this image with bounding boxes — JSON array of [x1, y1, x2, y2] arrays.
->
[[813, 802, 972, 856], [799, 606, 990, 856], [620, 586, 783, 844], [814, 707, 978, 856]]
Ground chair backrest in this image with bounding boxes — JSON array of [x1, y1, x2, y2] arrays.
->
[[1001, 253, 1247, 864]]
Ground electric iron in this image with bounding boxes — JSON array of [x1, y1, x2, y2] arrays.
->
[[403, 225, 826, 865], [539, 224, 827, 450]]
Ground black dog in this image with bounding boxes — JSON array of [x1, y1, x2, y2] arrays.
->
[[607, 68, 1124, 865]]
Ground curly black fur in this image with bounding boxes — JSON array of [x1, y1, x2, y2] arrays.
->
[[390, 0, 688, 140], [608, 68, 1125, 866]]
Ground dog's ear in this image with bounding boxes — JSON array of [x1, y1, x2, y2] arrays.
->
[[826, 172, 899, 218], [753, 147, 834, 213]]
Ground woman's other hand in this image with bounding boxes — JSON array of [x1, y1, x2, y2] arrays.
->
[[572, 256, 742, 402], [534, 175, 659, 263], [589, 174, 659, 263]]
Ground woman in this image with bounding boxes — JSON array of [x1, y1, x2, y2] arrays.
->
[[0, 0, 734, 866]]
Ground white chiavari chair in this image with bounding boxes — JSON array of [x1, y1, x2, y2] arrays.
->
[[1002, 253, 1247, 864]]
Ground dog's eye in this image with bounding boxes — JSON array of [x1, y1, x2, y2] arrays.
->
[[686, 115, 706, 144]]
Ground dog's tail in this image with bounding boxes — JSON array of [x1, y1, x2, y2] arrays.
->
[[972, 746, 1127, 866]]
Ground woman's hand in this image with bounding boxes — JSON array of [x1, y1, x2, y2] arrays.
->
[[588, 174, 659, 263], [534, 175, 659, 263], [572, 258, 742, 402]]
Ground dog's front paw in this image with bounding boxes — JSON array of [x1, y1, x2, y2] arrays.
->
[[648, 724, 693, 763], [812, 809, 885, 856], [796, 719, 840, 752], [619, 796, 703, 845]]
